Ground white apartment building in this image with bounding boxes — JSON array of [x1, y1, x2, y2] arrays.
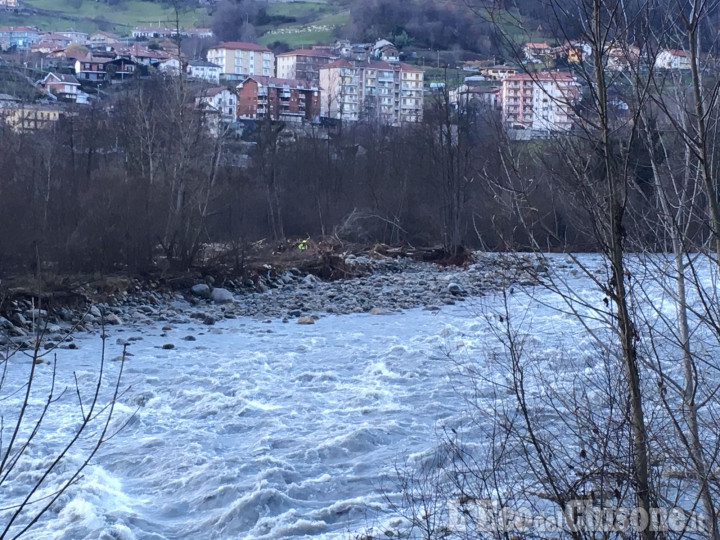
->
[[319, 59, 424, 125], [206, 42, 275, 80], [501, 71, 578, 133]]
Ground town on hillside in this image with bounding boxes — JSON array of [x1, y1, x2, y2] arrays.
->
[[0, 21, 698, 142]]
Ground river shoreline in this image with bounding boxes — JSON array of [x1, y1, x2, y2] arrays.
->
[[0, 251, 548, 350]]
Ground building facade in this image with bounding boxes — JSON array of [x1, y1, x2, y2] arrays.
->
[[276, 48, 336, 84], [501, 71, 578, 133], [0, 104, 68, 132], [187, 59, 222, 83], [37, 72, 81, 102], [655, 49, 691, 70], [319, 60, 424, 125], [236, 76, 319, 122], [0, 26, 41, 49], [195, 87, 237, 123], [207, 42, 274, 80]]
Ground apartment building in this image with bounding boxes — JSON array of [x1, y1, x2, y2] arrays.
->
[[236, 76, 320, 122], [206, 42, 274, 81], [319, 59, 424, 125], [276, 48, 336, 84], [0, 104, 70, 132], [0, 26, 42, 49], [501, 71, 578, 133]]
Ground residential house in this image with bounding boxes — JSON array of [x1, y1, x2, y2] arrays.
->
[[450, 84, 499, 109], [604, 44, 640, 71], [550, 42, 585, 64], [30, 41, 64, 54], [0, 0, 20, 8], [523, 42, 551, 62], [319, 59, 424, 125], [74, 55, 136, 81], [37, 72, 82, 102], [237, 76, 319, 122], [132, 26, 213, 39], [479, 64, 518, 80], [371, 39, 399, 62], [158, 58, 183, 76], [0, 26, 42, 50], [206, 42, 274, 80], [132, 26, 177, 39], [74, 55, 112, 81], [58, 30, 88, 44], [187, 59, 221, 83], [30, 33, 74, 54], [655, 49, 691, 70], [276, 48, 336, 84], [195, 86, 237, 123], [501, 71, 578, 133], [117, 44, 170, 66], [185, 28, 214, 39], [106, 57, 137, 80], [88, 31, 121, 47]]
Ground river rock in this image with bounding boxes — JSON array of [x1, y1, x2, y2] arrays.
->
[[191, 283, 211, 298], [447, 283, 464, 296], [297, 316, 315, 325], [106, 313, 123, 325], [210, 288, 234, 304]]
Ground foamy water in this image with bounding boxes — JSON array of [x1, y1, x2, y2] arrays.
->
[[5, 253, 710, 539]]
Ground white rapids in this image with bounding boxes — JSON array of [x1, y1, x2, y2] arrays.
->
[[4, 253, 700, 539]]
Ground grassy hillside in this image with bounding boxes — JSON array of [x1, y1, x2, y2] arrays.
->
[[10, 0, 208, 34], [259, 8, 349, 48], [6, 0, 348, 39]]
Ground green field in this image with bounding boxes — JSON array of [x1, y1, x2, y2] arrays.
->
[[14, 0, 207, 34], [266, 1, 334, 19], [258, 10, 348, 48]]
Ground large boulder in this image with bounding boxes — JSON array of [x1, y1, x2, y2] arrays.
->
[[210, 288, 234, 304], [191, 283, 211, 299]]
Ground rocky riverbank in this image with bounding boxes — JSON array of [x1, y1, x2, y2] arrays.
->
[[0, 252, 547, 350]]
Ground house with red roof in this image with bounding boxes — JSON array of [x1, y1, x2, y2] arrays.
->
[[655, 49, 691, 70]]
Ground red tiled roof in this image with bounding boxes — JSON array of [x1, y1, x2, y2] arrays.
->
[[211, 41, 270, 52], [240, 75, 318, 90]]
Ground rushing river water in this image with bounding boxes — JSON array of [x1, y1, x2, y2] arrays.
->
[[8, 254, 693, 539], [4, 296, 520, 539]]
